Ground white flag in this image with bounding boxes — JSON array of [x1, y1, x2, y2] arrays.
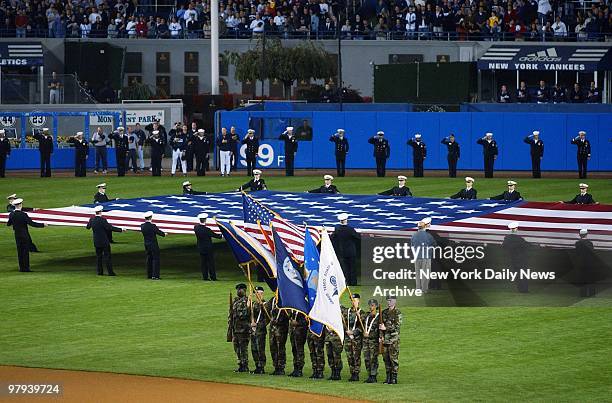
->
[[308, 229, 347, 342]]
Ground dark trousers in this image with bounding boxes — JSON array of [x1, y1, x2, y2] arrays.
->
[[195, 154, 207, 176], [75, 156, 87, 177], [95, 146, 107, 171], [0, 155, 6, 178], [413, 158, 424, 177], [127, 149, 138, 172], [246, 154, 256, 176], [336, 155, 346, 177], [95, 246, 114, 275], [200, 252, 216, 280], [375, 156, 387, 177], [577, 156, 588, 179], [116, 150, 127, 176], [339, 256, 357, 286], [447, 156, 457, 178], [285, 155, 295, 176], [531, 155, 541, 178], [151, 155, 162, 176], [186, 148, 194, 172], [145, 247, 160, 278], [484, 156, 495, 178], [15, 237, 30, 271], [40, 153, 52, 177]]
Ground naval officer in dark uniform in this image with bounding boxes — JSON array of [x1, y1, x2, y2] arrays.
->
[[192, 129, 211, 176], [279, 127, 298, 176], [368, 131, 390, 177], [407, 133, 426, 177], [450, 177, 477, 199], [194, 213, 223, 280], [329, 129, 349, 177], [94, 183, 117, 203], [238, 169, 267, 192], [86, 205, 124, 276], [476, 132, 498, 178], [441, 134, 460, 178], [571, 131, 591, 179], [68, 131, 89, 177], [378, 175, 412, 196], [502, 221, 530, 293], [7, 198, 46, 272], [331, 213, 360, 286], [562, 183, 597, 204], [109, 127, 129, 177], [146, 130, 165, 177], [242, 129, 260, 176], [523, 130, 544, 178], [33, 128, 54, 177], [490, 180, 523, 201], [0, 129, 10, 178], [183, 181, 207, 195], [140, 211, 166, 280], [309, 174, 339, 194]]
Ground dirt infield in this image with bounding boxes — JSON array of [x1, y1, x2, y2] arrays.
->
[[0, 366, 367, 403]]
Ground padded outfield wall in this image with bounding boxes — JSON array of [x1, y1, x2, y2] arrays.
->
[[218, 110, 612, 172]]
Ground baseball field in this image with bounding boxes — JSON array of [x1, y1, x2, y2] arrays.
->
[[1, 174, 611, 402]]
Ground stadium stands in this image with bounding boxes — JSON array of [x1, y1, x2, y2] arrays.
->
[[0, 0, 610, 41]]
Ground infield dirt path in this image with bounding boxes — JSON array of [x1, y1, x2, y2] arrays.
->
[[0, 366, 368, 403]]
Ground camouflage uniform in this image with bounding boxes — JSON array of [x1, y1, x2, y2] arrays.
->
[[342, 306, 364, 381], [307, 327, 326, 378], [288, 312, 308, 376], [362, 309, 380, 382], [250, 298, 268, 373], [381, 306, 402, 384], [325, 326, 344, 380], [231, 295, 251, 371], [265, 298, 289, 374]]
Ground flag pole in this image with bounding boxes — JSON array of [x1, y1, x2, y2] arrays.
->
[[247, 262, 254, 326], [243, 263, 272, 321]]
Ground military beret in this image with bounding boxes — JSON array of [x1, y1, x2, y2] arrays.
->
[[367, 299, 379, 306], [386, 295, 397, 301], [235, 283, 247, 290], [351, 293, 360, 299], [255, 286, 264, 292]]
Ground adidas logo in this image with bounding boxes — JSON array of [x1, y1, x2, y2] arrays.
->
[[519, 48, 561, 62]]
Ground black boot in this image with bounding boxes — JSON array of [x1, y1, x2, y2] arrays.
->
[[328, 368, 335, 380], [240, 365, 250, 373], [317, 370, 324, 379], [391, 373, 398, 384], [349, 372, 359, 382], [234, 364, 244, 373], [383, 372, 391, 384], [309, 371, 317, 379], [335, 368, 342, 380]]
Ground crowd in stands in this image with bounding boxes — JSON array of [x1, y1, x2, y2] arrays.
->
[[497, 80, 602, 103], [0, 0, 610, 40]]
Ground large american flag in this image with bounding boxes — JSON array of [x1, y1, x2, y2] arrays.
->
[[1, 191, 610, 250]]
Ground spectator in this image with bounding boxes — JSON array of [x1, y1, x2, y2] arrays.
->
[[405, 6, 416, 38], [157, 18, 170, 39], [575, 16, 587, 41], [250, 14, 265, 35], [498, 85, 512, 103], [569, 83, 583, 103], [48, 71, 61, 104], [516, 81, 530, 103], [80, 18, 91, 38], [15, 11, 28, 38], [169, 17, 182, 38], [136, 17, 147, 38], [535, 80, 549, 103], [183, 3, 198, 22], [107, 19, 118, 38], [552, 84, 567, 103], [187, 14, 201, 38], [552, 15, 567, 39], [126, 16, 137, 38], [586, 82, 600, 103]]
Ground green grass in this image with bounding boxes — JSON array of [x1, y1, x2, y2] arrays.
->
[[1, 175, 612, 402]]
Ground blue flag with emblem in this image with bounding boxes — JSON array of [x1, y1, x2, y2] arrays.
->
[[304, 227, 324, 336], [273, 228, 309, 314]]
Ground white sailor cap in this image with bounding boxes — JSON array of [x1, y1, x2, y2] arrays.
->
[[337, 129, 345, 133], [578, 130, 586, 135], [94, 205, 104, 213], [76, 131, 83, 136], [532, 130, 540, 135], [42, 127, 49, 132], [579, 183, 589, 188], [398, 175, 407, 181], [337, 213, 349, 221], [6, 194, 17, 200], [253, 169, 262, 175], [198, 213, 209, 220], [579, 229, 588, 235], [152, 130, 159, 135], [0, 129, 5, 135], [415, 133, 422, 138], [144, 211, 154, 219], [11, 198, 23, 206], [197, 129, 205, 133], [485, 132, 493, 136], [286, 126, 294, 131], [465, 176, 474, 182], [117, 126, 124, 131], [508, 221, 519, 229], [507, 180, 517, 186], [324, 174, 334, 180], [420, 217, 432, 225], [247, 129, 255, 133], [183, 181, 191, 187], [97, 183, 106, 188], [377, 131, 384, 135]]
